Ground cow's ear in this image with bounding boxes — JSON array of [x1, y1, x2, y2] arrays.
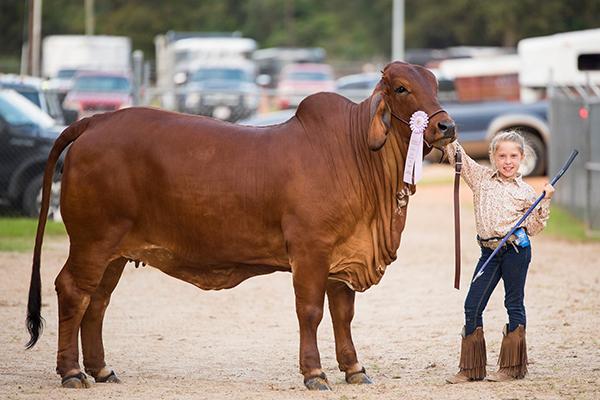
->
[[367, 92, 391, 151]]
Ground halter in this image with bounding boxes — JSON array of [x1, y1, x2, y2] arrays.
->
[[390, 108, 446, 147]]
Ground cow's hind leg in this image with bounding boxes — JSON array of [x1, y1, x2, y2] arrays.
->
[[55, 239, 124, 388], [327, 280, 372, 384], [290, 249, 331, 391], [81, 257, 127, 384]]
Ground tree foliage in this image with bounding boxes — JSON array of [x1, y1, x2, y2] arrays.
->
[[1, 0, 599, 63]]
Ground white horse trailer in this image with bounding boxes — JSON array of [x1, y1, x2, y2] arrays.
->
[[519, 29, 600, 102]]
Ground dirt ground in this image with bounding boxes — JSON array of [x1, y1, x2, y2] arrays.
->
[[1, 164, 599, 400]]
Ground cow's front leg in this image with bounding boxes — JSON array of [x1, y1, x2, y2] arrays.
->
[[291, 253, 331, 391], [327, 280, 373, 384]]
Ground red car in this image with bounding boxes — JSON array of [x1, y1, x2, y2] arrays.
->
[[63, 71, 132, 119], [276, 63, 335, 109]]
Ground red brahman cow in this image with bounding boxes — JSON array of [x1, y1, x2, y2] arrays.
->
[[26, 61, 455, 390]]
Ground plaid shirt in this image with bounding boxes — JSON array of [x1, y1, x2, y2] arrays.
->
[[446, 142, 551, 239]]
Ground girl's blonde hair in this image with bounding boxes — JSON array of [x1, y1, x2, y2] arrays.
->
[[489, 130, 526, 164]]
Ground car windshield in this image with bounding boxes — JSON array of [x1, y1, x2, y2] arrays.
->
[[286, 71, 331, 81], [191, 68, 250, 82], [0, 90, 55, 128], [73, 76, 131, 92], [14, 89, 42, 107]]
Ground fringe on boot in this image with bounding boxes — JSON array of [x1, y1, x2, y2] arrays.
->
[[446, 326, 487, 383], [498, 324, 528, 379], [460, 326, 487, 379]]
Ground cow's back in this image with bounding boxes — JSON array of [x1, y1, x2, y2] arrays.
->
[[60, 108, 302, 271]]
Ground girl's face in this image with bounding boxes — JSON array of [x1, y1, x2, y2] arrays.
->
[[492, 141, 524, 180]]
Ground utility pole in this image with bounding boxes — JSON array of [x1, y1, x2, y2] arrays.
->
[[85, 0, 95, 35], [26, 0, 42, 76], [392, 0, 405, 62]]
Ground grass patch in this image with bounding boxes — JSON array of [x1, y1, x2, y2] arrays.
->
[[544, 206, 600, 242], [0, 218, 66, 252]]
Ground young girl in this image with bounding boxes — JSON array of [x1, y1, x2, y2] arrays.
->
[[445, 131, 555, 384]]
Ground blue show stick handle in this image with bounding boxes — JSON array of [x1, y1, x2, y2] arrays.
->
[[472, 150, 579, 283], [549, 150, 579, 186]]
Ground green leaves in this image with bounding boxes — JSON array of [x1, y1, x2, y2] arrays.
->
[[2, 0, 600, 66]]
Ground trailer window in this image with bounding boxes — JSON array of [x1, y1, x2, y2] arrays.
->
[[578, 53, 600, 71]]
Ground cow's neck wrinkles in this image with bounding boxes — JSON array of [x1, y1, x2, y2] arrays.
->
[[380, 119, 410, 195], [352, 98, 410, 204], [350, 98, 412, 267]]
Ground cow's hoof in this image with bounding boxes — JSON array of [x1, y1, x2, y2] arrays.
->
[[95, 369, 121, 384], [304, 372, 332, 391], [346, 367, 373, 384], [61, 372, 94, 388]]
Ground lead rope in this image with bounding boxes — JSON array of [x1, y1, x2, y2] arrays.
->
[[453, 147, 462, 290]]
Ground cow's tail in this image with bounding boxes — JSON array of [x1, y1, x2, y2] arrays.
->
[[26, 117, 92, 349]]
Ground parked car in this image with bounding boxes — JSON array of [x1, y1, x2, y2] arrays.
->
[[179, 64, 260, 122], [238, 109, 296, 126], [335, 72, 379, 103], [0, 74, 72, 125], [0, 89, 64, 218], [252, 47, 327, 88], [46, 68, 92, 122], [63, 71, 132, 119], [276, 63, 335, 109]]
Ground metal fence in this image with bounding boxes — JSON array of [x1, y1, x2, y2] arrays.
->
[[549, 87, 600, 234]]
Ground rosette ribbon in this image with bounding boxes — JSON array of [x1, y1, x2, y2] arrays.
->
[[403, 110, 429, 185]]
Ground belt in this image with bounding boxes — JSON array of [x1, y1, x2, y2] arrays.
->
[[477, 235, 518, 250]]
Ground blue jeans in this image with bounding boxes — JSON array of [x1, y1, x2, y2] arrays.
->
[[464, 244, 531, 336]]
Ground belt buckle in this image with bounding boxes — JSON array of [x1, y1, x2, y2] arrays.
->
[[479, 239, 496, 249]]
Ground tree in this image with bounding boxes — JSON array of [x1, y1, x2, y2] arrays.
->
[[1, 0, 600, 71]]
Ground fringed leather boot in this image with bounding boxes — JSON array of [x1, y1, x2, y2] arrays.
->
[[446, 326, 487, 384], [487, 324, 528, 381]]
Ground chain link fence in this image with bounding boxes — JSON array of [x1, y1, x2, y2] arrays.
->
[[549, 86, 600, 234]]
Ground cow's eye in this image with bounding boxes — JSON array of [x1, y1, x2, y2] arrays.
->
[[395, 85, 408, 94]]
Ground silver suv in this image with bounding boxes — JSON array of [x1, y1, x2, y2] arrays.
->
[[178, 66, 260, 122]]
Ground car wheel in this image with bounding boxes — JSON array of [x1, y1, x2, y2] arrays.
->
[[22, 175, 62, 221], [518, 131, 546, 177]]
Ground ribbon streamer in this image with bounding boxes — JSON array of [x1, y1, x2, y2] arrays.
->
[[403, 111, 429, 185]]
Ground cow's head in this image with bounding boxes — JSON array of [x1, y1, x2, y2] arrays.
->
[[367, 61, 455, 151]]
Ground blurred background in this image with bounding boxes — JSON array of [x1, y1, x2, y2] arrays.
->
[[0, 0, 599, 238]]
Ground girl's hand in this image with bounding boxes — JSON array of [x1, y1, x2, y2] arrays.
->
[[544, 183, 555, 199]]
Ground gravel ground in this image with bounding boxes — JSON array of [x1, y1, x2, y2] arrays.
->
[[1, 164, 599, 400]]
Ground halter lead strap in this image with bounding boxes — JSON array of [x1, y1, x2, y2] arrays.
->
[[453, 148, 462, 290]]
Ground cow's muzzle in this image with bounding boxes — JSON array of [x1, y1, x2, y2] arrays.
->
[[428, 118, 456, 148], [438, 119, 456, 139]]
